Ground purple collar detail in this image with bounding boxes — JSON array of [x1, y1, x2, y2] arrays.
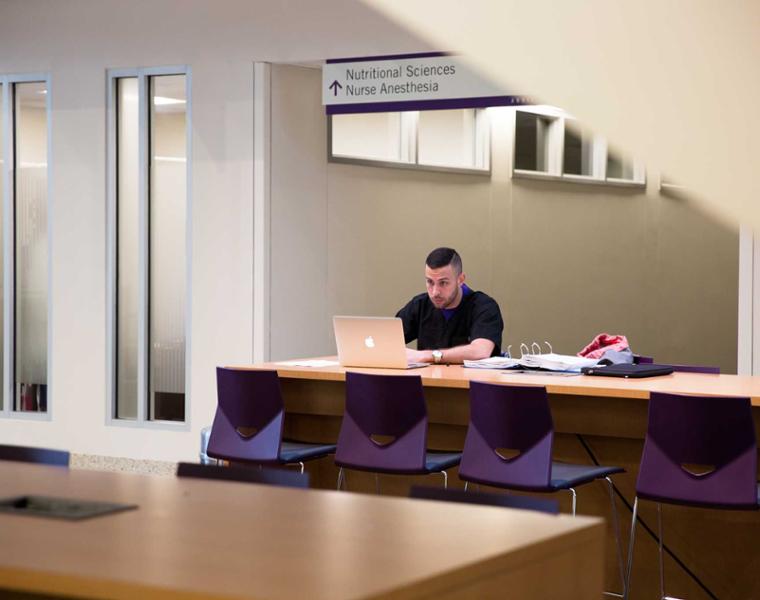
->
[[441, 284, 473, 321]]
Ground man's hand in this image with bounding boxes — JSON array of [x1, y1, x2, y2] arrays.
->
[[406, 348, 434, 363], [405, 339, 495, 364]]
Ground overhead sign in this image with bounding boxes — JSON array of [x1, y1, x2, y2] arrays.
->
[[323, 52, 531, 114]]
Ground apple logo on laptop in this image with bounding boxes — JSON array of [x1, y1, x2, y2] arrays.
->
[[364, 336, 375, 349]]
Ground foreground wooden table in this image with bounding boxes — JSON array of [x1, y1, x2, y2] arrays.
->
[[234, 360, 760, 600], [0, 461, 604, 600]]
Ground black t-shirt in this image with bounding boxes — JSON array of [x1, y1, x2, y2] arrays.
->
[[395, 290, 504, 356]]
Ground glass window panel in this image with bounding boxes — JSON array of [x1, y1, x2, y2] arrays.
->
[[116, 77, 139, 419], [14, 81, 48, 412], [563, 124, 594, 176], [149, 74, 186, 422], [514, 111, 552, 172], [607, 149, 635, 180], [417, 109, 476, 168], [331, 112, 402, 161], [0, 84, 4, 411]]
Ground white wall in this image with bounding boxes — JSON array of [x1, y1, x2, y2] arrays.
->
[[0, 0, 429, 461], [269, 65, 329, 360]]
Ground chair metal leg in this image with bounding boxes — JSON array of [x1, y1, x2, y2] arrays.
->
[[438, 470, 448, 489], [336, 467, 345, 491], [374, 473, 380, 494], [298, 461, 305, 475], [624, 496, 639, 600], [658, 502, 665, 600], [463, 481, 469, 492], [604, 477, 626, 599], [568, 487, 577, 516], [568, 484, 624, 600]]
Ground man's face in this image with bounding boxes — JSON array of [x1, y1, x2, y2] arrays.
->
[[425, 264, 465, 309]]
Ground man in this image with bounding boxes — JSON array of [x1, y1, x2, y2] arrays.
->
[[396, 247, 504, 364]]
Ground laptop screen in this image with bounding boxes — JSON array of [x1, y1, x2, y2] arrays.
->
[[333, 316, 410, 369]]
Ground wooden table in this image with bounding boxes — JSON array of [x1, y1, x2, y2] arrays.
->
[[249, 360, 760, 403], [0, 461, 604, 600], [234, 360, 760, 600]]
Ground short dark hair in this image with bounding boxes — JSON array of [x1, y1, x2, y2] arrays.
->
[[425, 247, 462, 274]]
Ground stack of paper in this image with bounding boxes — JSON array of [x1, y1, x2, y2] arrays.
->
[[464, 353, 597, 372], [518, 353, 597, 372], [463, 356, 521, 369], [274, 359, 340, 368]]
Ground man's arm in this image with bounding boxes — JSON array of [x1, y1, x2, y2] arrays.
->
[[406, 338, 495, 364], [395, 297, 420, 345]]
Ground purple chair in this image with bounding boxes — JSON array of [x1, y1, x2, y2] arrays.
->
[[334, 372, 461, 490], [177, 462, 309, 488], [625, 392, 759, 600], [409, 485, 560, 514], [206, 368, 336, 474], [633, 355, 719, 374], [657, 364, 720, 374], [459, 381, 626, 596], [0, 444, 69, 467]]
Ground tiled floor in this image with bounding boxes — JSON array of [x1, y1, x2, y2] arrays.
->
[[71, 453, 176, 476]]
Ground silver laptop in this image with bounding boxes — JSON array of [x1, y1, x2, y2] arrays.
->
[[333, 316, 427, 369]]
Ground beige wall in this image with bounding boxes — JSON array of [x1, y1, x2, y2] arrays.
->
[[270, 66, 738, 372], [0, 0, 738, 463]]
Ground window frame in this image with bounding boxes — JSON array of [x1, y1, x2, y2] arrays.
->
[[561, 121, 603, 182], [105, 66, 192, 430], [511, 106, 646, 188], [511, 105, 564, 177], [328, 108, 491, 176], [605, 143, 644, 185], [0, 72, 53, 422]]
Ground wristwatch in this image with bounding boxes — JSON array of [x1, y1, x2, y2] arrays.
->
[[432, 349, 443, 364]]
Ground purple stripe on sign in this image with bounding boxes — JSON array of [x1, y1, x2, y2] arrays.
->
[[326, 96, 533, 114], [326, 52, 449, 64]]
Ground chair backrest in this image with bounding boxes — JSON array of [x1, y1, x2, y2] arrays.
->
[[409, 485, 559, 514], [637, 392, 758, 509], [206, 368, 284, 463], [176, 462, 309, 488], [335, 372, 428, 473], [459, 382, 553, 490], [660, 364, 720, 374], [632, 356, 718, 373], [0, 444, 69, 467]]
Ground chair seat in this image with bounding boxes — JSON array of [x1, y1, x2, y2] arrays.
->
[[279, 441, 336, 464], [336, 451, 462, 475], [637, 482, 760, 510], [460, 461, 623, 492], [549, 462, 624, 490], [424, 452, 462, 473]]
